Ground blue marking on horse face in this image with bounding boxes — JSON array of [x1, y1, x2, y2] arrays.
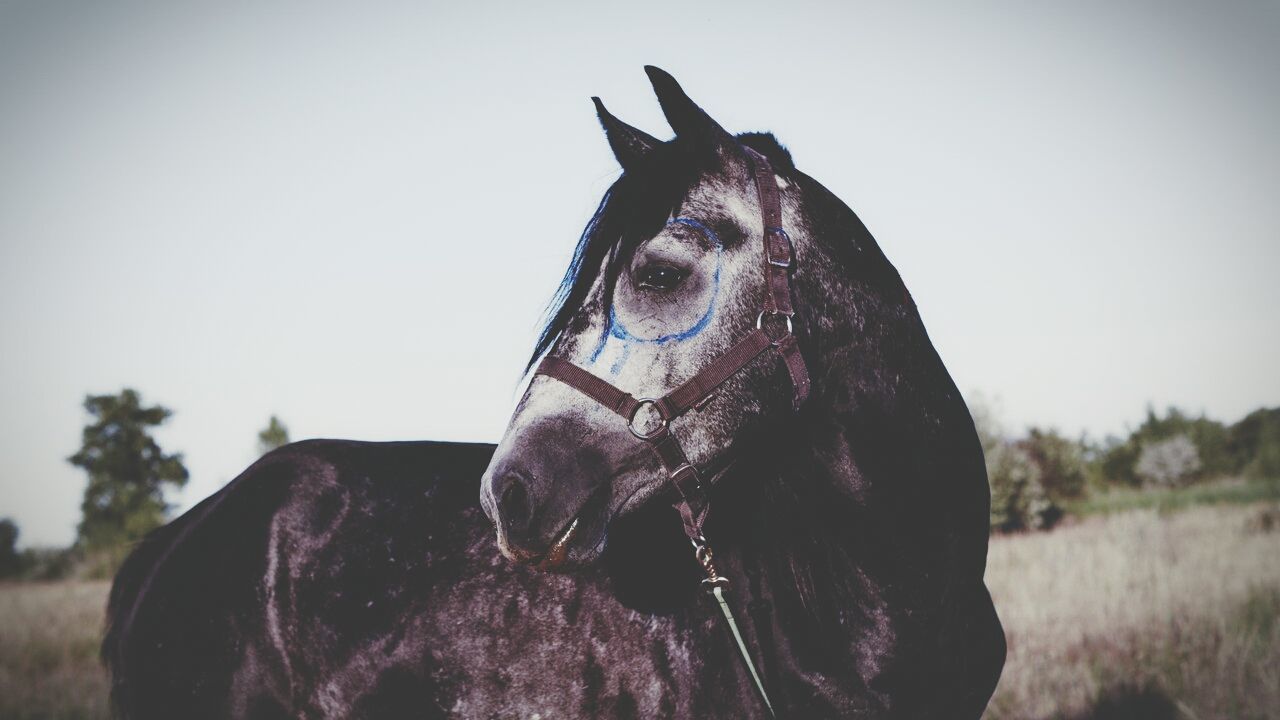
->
[[586, 217, 723, 375], [608, 341, 632, 376]]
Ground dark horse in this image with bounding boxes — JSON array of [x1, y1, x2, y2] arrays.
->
[[104, 68, 1004, 718]]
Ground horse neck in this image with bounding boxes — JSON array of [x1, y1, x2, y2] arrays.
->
[[705, 252, 950, 662], [692, 408, 886, 710]]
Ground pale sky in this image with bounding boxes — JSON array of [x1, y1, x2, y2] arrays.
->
[[2, 0, 1277, 547]]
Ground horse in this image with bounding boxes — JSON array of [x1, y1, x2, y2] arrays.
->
[[103, 67, 1005, 719]]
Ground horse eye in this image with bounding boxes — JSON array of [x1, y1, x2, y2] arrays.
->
[[635, 264, 688, 292]]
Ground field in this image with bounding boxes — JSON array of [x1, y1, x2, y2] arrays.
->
[[1, 502, 1277, 719], [0, 580, 110, 720], [985, 502, 1280, 719]]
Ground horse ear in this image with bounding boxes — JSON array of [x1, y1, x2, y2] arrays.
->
[[643, 65, 735, 152], [592, 97, 659, 171]]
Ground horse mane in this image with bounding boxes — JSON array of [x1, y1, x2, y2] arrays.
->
[[527, 132, 797, 371]]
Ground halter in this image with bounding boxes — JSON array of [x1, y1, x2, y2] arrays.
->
[[535, 148, 809, 716]]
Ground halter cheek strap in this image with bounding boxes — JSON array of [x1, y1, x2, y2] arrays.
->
[[750, 148, 811, 411]]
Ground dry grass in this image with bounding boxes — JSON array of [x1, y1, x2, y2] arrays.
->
[[984, 503, 1280, 719], [0, 580, 110, 720], [1, 505, 1276, 719]]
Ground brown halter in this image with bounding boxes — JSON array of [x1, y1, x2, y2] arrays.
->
[[535, 147, 809, 546]]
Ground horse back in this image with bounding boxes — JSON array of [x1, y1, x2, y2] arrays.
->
[[101, 439, 496, 720]]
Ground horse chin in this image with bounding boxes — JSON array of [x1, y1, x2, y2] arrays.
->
[[536, 525, 608, 572], [543, 475, 677, 572], [521, 473, 670, 573], [530, 491, 611, 572]]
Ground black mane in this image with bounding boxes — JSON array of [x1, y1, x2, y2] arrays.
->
[[527, 132, 795, 371]]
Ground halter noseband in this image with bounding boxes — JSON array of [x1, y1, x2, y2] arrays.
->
[[533, 148, 809, 716]]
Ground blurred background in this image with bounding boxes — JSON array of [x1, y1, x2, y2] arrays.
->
[[1, 1, 1276, 718]]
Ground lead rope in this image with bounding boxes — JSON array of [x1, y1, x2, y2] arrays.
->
[[693, 535, 777, 718]]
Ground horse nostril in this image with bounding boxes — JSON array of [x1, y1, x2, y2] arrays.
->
[[499, 475, 532, 533]]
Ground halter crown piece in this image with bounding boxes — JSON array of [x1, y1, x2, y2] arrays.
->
[[535, 148, 810, 717]]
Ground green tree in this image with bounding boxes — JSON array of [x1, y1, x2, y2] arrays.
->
[[257, 415, 290, 456], [1021, 428, 1087, 525], [68, 389, 188, 553], [1243, 411, 1280, 481], [1095, 434, 1141, 487], [987, 442, 1050, 532], [1227, 408, 1280, 479], [0, 518, 19, 579], [970, 395, 1055, 532], [1094, 406, 1232, 486]]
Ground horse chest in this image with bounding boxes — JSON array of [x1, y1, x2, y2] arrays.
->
[[275, 525, 756, 719]]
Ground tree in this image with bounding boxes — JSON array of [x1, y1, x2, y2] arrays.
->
[[970, 395, 1055, 532], [1227, 408, 1280, 480], [0, 518, 19, 579], [1094, 406, 1231, 486], [1134, 434, 1202, 487], [257, 415, 290, 455], [1021, 428, 1087, 527], [1096, 435, 1142, 487], [987, 442, 1051, 533], [68, 389, 188, 553], [1243, 412, 1280, 481]]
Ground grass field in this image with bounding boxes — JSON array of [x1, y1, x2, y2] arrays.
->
[[985, 502, 1280, 719], [1068, 476, 1280, 518], [1, 502, 1277, 719], [0, 580, 110, 720]]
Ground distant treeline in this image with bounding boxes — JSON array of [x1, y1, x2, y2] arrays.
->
[[3, 391, 1278, 581], [975, 402, 1280, 533], [0, 388, 290, 581]]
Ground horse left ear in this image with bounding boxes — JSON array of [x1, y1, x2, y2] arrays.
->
[[644, 65, 735, 154], [592, 97, 659, 171]]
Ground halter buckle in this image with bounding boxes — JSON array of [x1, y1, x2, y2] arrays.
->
[[765, 227, 792, 267], [628, 398, 669, 440]]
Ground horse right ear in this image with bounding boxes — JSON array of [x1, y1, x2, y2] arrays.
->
[[593, 96, 659, 171]]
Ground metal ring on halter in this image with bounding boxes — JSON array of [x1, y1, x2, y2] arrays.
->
[[755, 310, 793, 336], [628, 398, 669, 440]]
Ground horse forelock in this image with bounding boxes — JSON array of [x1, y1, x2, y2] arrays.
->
[[527, 131, 802, 373]]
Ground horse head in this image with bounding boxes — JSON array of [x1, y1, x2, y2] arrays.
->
[[478, 68, 796, 567], [480, 67, 981, 579]]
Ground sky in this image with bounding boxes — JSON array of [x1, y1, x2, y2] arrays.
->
[[1, 0, 1277, 547]]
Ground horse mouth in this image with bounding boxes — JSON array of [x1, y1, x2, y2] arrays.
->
[[535, 517, 580, 571], [528, 483, 616, 571]]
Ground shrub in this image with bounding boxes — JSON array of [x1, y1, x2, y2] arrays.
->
[[1225, 407, 1280, 476], [0, 519, 19, 579], [1094, 407, 1234, 487], [970, 396, 1073, 532], [1241, 411, 1280, 481], [16, 547, 78, 581], [988, 441, 1053, 532], [1134, 434, 1202, 487], [1096, 435, 1142, 487], [1024, 428, 1087, 503]]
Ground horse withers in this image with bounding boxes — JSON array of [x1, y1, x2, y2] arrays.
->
[[104, 67, 1004, 719]]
